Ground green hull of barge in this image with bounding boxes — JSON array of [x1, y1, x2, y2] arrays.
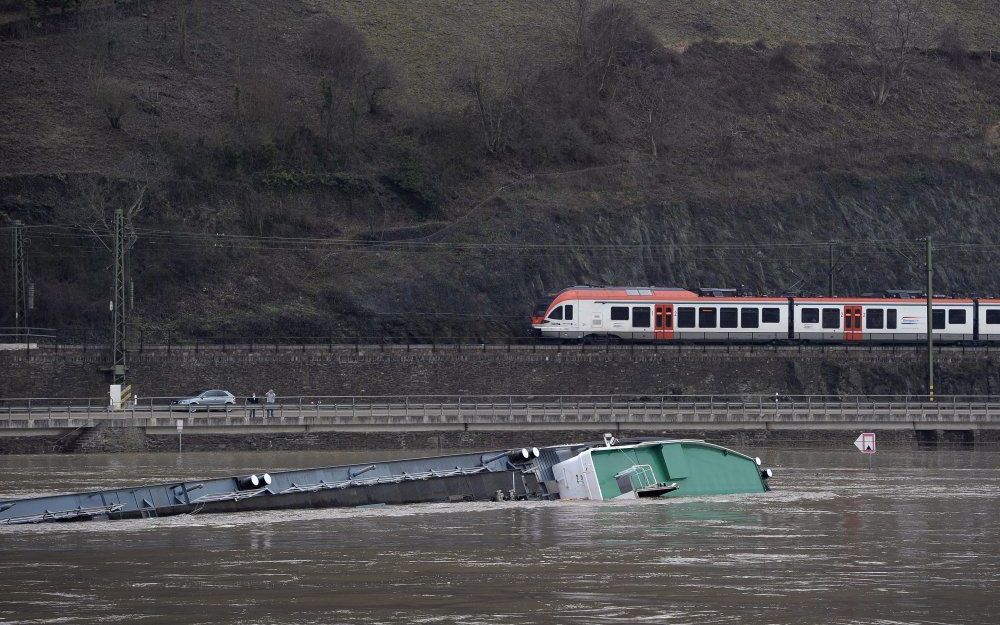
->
[[589, 441, 767, 499]]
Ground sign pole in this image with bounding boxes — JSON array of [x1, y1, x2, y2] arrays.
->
[[926, 237, 934, 402], [854, 432, 876, 470]]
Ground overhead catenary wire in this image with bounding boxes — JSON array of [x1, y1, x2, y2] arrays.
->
[[16, 223, 1000, 252]]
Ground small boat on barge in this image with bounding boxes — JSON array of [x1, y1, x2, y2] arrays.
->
[[0, 436, 772, 525]]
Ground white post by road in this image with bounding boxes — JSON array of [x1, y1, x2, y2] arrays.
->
[[109, 384, 122, 411]]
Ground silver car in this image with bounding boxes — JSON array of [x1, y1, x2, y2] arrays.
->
[[172, 390, 236, 411]]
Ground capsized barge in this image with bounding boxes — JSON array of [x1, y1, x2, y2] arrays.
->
[[0, 437, 772, 525]]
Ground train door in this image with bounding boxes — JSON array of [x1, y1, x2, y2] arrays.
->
[[844, 305, 862, 341], [654, 304, 674, 340]]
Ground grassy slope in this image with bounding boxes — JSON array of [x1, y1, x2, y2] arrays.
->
[[0, 0, 998, 338], [330, 0, 1000, 106]]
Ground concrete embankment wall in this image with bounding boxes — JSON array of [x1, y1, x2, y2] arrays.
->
[[0, 426, 993, 455], [2, 345, 1000, 398]]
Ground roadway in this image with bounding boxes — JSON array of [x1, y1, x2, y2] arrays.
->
[[2, 395, 998, 433]]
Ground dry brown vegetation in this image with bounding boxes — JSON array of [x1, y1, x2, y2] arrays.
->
[[0, 0, 998, 339]]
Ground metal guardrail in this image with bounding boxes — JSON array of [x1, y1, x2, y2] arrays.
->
[[1, 394, 998, 429]]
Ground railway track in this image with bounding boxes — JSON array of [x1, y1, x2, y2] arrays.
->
[[3, 340, 999, 354]]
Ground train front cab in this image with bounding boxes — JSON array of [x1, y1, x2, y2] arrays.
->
[[533, 299, 581, 339]]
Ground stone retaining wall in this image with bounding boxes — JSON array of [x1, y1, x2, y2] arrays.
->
[[2, 346, 998, 399]]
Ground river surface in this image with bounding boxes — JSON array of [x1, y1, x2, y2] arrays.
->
[[0, 447, 997, 625]]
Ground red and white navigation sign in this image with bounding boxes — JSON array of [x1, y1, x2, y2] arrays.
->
[[854, 432, 876, 454]]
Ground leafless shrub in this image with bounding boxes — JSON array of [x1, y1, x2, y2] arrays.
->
[[571, 0, 670, 99], [453, 1, 674, 164], [303, 18, 394, 114], [689, 17, 718, 37], [845, 0, 929, 106], [574, 1, 675, 159], [818, 42, 855, 75], [221, 11, 295, 146], [94, 77, 131, 129], [134, 86, 163, 116], [937, 23, 969, 68], [302, 17, 395, 141], [232, 70, 292, 142], [985, 123, 1000, 147], [303, 17, 369, 74], [769, 43, 801, 72]]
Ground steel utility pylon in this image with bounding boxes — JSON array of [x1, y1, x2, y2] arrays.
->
[[112, 208, 126, 384], [11, 220, 27, 341]]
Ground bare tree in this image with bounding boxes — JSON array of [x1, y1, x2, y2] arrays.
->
[[173, 0, 196, 66], [568, 0, 667, 99], [304, 17, 395, 140], [361, 58, 394, 115], [639, 82, 669, 159], [458, 56, 524, 156], [846, 0, 928, 106], [51, 171, 149, 276]]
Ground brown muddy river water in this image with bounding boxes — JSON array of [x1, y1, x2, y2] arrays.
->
[[0, 447, 997, 625]]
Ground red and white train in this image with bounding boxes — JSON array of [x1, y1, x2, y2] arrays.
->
[[529, 286, 1000, 343]]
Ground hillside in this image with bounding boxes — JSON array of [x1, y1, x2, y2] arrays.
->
[[0, 0, 998, 340]]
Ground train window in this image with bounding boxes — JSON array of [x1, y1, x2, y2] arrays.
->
[[678, 307, 696, 328], [887, 309, 897, 329], [987, 310, 1000, 324], [549, 306, 563, 320], [762, 307, 780, 323], [741, 308, 759, 328], [698, 307, 717, 328], [866, 309, 884, 329], [610, 306, 629, 321], [949, 309, 966, 325], [822, 308, 840, 329], [932, 309, 945, 330], [632, 307, 651, 328], [802, 308, 819, 324], [720, 307, 738, 328], [564, 305, 573, 321]]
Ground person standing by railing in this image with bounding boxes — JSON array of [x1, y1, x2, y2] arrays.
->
[[248, 393, 259, 418], [265, 389, 276, 418]]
